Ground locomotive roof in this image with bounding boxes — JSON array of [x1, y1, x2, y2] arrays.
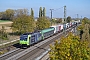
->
[[22, 33, 32, 35], [22, 30, 41, 35]]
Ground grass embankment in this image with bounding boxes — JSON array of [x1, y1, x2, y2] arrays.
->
[[0, 40, 19, 48], [0, 40, 19, 55]]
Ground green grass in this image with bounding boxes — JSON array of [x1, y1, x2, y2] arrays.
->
[[0, 20, 11, 23], [0, 20, 12, 27]]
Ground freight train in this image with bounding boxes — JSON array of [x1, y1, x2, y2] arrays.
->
[[19, 20, 80, 48]]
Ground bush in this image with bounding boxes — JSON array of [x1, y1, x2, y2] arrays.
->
[[49, 33, 90, 60]]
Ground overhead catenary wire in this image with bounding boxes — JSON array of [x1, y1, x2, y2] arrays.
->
[[52, 6, 64, 12], [35, 6, 64, 16]]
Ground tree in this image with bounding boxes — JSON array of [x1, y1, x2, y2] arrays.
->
[[0, 9, 15, 20], [82, 24, 90, 41], [0, 12, 4, 19], [56, 18, 62, 23], [49, 33, 90, 60], [39, 7, 43, 18], [36, 17, 50, 30], [30, 8, 36, 30], [14, 9, 28, 18], [37, 7, 50, 30], [43, 7, 46, 17], [0, 26, 8, 40], [12, 9, 35, 34], [52, 19, 57, 25], [66, 16, 72, 23], [30, 8, 34, 18], [82, 17, 89, 25], [88, 23, 90, 35], [77, 24, 84, 31], [5, 9, 15, 20], [77, 17, 90, 40]]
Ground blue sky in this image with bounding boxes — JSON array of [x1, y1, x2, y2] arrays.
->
[[0, 0, 90, 18]]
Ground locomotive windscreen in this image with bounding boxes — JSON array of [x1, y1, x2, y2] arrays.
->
[[20, 37, 27, 41], [20, 35, 28, 41]]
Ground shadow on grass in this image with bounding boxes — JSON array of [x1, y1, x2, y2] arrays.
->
[[9, 32, 22, 36]]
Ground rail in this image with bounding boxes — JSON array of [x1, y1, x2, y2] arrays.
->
[[35, 34, 69, 60], [1, 24, 79, 60], [34, 24, 79, 60], [0, 39, 19, 46], [35, 49, 50, 60]]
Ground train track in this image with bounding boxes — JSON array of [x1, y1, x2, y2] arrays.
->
[[17, 28, 73, 60], [0, 26, 75, 60], [0, 48, 24, 60]]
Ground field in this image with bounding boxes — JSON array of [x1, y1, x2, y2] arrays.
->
[[0, 20, 11, 22], [0, 20, 19, 45], [0, 20, 13, 33]]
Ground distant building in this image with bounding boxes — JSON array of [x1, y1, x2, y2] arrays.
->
[[52, 18, 57, 20], [35, 18, 37, 21], [62, 18, 64, 23]]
